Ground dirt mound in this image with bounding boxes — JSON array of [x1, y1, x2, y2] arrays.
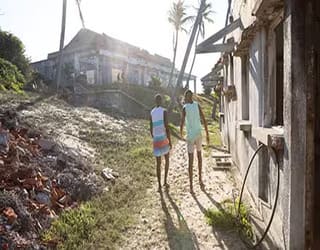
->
[[0, 110, 105, 249]]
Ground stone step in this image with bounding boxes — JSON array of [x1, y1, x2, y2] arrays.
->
[[213, 158, 233, 170], [212, 154, 231, 159], [216, 161, 232, 167]]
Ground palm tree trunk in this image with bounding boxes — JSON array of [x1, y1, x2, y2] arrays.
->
[[168, 30, 179, 88], [76, 0, 85, 28], [186, 27, 201, 90], [169, 0, 205, 109], [56, 0, 67, 91]]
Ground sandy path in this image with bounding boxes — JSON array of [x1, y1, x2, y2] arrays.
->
[[121, 140, 248, 250]]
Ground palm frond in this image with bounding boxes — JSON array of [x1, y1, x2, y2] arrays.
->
[[168, 0, 192, 32], [75, 0, 85, 28]]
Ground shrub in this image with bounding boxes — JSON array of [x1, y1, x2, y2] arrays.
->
[[0, 57, 25, 92], [148, 75, 162, 89], [204, 86, 212, 95], [0, 30, 30, 78]]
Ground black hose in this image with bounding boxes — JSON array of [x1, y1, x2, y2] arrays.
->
[[237, 143, 281, 249]]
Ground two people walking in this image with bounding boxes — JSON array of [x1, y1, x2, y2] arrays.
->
[[150, 90, 209, 193]]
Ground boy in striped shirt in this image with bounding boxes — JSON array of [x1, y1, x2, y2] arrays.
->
[[150, 94, 172, 192]]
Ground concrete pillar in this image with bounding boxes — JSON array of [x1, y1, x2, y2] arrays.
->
[[283, 0, 306, 248], [96, 55, 101, 84]]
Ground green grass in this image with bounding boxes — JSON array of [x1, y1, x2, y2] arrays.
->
[[41, 93, 222, 249], [204, 199, 253, 241], [42, 122, 155, 249], [84, 82, 170, 109]]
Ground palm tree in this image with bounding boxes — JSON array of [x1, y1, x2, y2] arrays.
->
[[75, 0, 85, 28], [168, 0, 206, 110], [186, 1, 214, 89], [167, 0, 192, 88], [56, 0, 67, 91], [56, 0, 85, 91]]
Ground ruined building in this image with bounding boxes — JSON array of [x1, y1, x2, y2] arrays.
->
[[32, 28, 196, 88], [197, 0, 320, 249]]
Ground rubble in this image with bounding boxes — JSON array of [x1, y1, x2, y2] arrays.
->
[[0, 110, 106, 249], [102, 167, 119, 181]]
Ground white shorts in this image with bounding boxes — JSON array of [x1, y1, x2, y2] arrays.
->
[[187, 135, 202, 154]]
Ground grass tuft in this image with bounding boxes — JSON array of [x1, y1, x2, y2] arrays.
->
[[204, 199, 253, 241]]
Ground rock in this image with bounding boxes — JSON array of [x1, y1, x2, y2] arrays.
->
[[102, 168, 119, 180], [0, 131, 9, 153], [38, 139, 56, 151], [19, 189, 29, 200], [2, 110, 19, 130], [112, 171, 120, 178], [3, 207, 17, 224], [35, 192, 51, 206]]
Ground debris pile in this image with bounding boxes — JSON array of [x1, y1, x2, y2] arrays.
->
[[0, 111, 106, 249]]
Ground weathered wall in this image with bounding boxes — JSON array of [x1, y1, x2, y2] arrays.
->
[[218, 0, 320, 248], [282, 0, 306, 248], [71, 90, 149, 118], [220, 0, 289, 248]]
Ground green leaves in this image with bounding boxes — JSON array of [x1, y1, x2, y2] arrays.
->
[[0, 30, 30, 78], [204, 199, 254, 241], [0, 57, 25, 92], [168, 0, 192, 33]]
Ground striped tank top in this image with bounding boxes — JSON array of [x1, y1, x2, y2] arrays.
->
[[151, 106, 170, 157]]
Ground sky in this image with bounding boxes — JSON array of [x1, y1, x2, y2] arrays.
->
[[0, 0, 227, 93]]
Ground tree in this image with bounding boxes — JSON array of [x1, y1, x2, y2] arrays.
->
[[56, 0, 85, 91], [56, 0, 67, 91], [167, 0, 192, 89], [0, 30, 30, 77], [204, 86, 212, 95], [169, 0, 206, 110], [0, 57, 25, 91], [186, 1, 214, 89], [148, 75, 162, 89], [75, 0, 85, 28]]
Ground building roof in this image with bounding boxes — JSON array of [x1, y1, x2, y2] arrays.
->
[[196, 18, 243, 54], [47, 28, 173, 67]]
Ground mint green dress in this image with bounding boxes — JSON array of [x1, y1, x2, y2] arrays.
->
[[184, 101, 202, 142]]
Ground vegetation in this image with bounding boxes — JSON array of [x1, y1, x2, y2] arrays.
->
[[205, 199, 254, 242], [186, 1, 214, 88], [0, 30, 30, 78], [168, 0, 192, 88], [148, 75, 162, 89], [0, 57, 25, 92], [43, 122, 155, 249], [204, 86, 212, 95], [57, 0, 85, 90], [40, 91, 221, 249], [85, 82, 172, 110]]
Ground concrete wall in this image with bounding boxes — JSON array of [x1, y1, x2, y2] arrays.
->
[[219, 0, 290, 248], [71, 90, 149, 118], [32, 49, 181, 88]]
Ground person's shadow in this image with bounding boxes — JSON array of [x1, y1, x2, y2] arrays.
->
[[160, 190, 200, 250]]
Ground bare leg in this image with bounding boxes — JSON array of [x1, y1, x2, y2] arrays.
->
[[156, 157, 161, 191], [164, 153, 169, 188], [197, 150, 204, 190], [188, 153, 194, 193]]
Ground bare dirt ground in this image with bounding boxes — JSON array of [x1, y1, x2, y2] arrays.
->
[[121, 140, 248, 250]]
